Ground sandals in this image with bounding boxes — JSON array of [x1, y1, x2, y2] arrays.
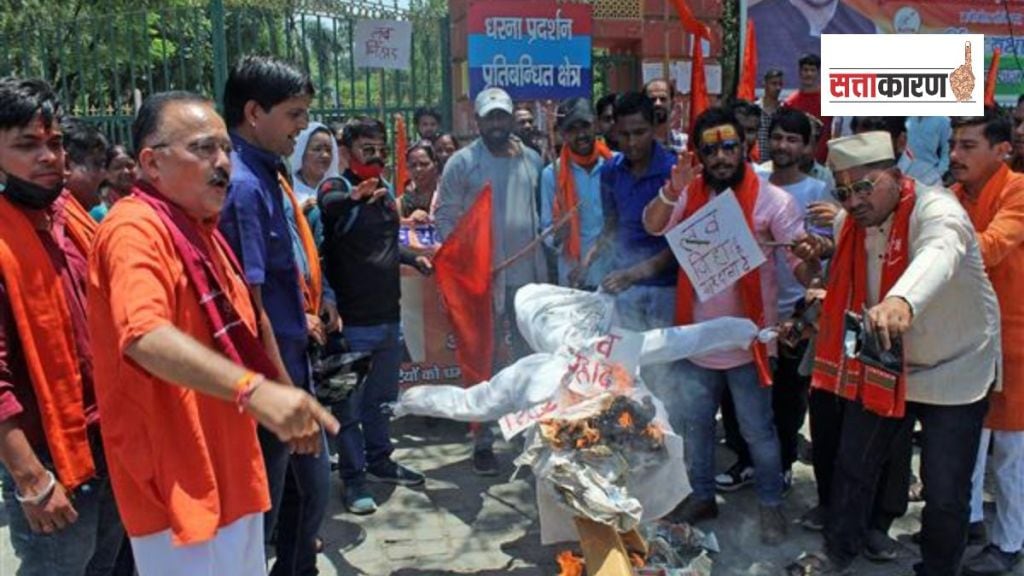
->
[[784, 552, 852, 576]]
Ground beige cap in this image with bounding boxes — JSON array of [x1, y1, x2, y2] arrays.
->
[[827, 131, 895, 172]]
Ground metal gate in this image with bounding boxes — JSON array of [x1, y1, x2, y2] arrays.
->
[[0, 0, 452, 145]]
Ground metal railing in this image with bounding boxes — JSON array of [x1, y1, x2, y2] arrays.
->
[[0, 0, 452, 144]]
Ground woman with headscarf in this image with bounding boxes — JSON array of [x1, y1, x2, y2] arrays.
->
[[287, 122, 341, 332]]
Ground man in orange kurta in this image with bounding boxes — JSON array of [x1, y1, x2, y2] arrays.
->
[[951, 108, 1024, 575], [0, 76, 125, 576], [88, 91, 338, 576]]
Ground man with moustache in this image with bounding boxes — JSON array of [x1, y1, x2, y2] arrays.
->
[[715, 108, 832, 494], [756, 69, 784, 156], [219, 55, 329, 576], [642, 106, 820, 545], [435, 87, 548, 476], [540, 97, 614, 289], [89, 90, 337, 575], [644, 79, 686, 153], [948, 109, 1024, 576], [786, 131, 1000, 576], [319, 116, 431, 514], [0, 76, 124, 576]]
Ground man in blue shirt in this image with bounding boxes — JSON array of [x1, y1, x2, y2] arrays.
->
[[598, 92, 678, 333], [540, 97, 613, 289], [905, 116, 951, 186], [219, 55, 329, 576]]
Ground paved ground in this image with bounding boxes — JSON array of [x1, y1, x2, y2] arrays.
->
[[3, 417, 1023, 575]]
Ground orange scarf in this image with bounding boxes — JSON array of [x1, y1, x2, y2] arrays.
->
[[0, 194, 96, 488], [554, 140, 613, 262], [279, 175, 323, 316], [812, 178, 915, 418], [674, 165, 773, 386]]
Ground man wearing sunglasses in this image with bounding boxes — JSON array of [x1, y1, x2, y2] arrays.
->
[[642, 107, 821, 546], [786, 131, 999, 576], [949, 108, 1024, 576], [322, 116, 431, 514]]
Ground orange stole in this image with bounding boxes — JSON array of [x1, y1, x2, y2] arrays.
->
[[0, 194, 96, 488]]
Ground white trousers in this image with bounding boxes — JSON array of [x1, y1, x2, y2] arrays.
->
[[131, 513, 267, 576], [970, 428, 1024, 553]]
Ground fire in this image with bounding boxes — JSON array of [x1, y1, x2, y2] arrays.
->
[[643, 424, 665, 443], [575, 421, 601, 449], [556, 550, 585, 576], [618, 410, 634, 428]]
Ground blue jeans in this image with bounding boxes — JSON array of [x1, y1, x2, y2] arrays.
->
[[261, 336, 330, 576], [333, 322, 403, 482], [676, 360, 784, 505], [1, 433, 124, 576]]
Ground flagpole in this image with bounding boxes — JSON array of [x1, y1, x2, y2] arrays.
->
[[739, 0, 748, 98], [491, 204, 581, 275]]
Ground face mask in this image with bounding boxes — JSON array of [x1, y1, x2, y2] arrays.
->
[[0, 172, 64, 210], [349, 157, 384, 181]]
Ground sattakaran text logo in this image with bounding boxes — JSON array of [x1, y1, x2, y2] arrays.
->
[[821, 34, 984, 117]]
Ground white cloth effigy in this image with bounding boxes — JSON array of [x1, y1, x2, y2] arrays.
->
[[393, 284, 759, 543]]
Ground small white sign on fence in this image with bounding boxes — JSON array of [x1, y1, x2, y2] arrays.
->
[[353, 19, 412, 71]]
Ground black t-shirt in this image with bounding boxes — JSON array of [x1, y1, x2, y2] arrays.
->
[[321, 171, 402, 326]]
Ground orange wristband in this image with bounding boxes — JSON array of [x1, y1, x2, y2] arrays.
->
[[233, 372, 264, 413]]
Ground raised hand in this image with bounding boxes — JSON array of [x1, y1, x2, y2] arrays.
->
[[666, 152, 702, 200]]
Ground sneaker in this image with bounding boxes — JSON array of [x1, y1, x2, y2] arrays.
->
[[665, 495, 719, 525], [800, 505, 827, 531], [863, 529, 900, 562], [760, 504, 788, 546], [714, 461, 754, 492], [963, 544, 1021, 576], [472, 448, 499, 476], [342, 482, 377, 515], [366, 461, 425, 486]]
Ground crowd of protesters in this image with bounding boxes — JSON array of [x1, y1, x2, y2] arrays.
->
[[0, 48, 1022, 576]]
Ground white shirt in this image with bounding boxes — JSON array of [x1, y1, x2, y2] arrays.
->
[[833, 185, 1001, 405]]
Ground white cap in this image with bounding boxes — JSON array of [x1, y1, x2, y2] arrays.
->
[[474, 88, 513, 117], [827, 131, 896, 172]]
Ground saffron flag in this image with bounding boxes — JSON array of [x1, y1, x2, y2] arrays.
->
[[394, 114, 409, 198], [668, 0, 711, 39], [737, 19, 757, 101], [433, 184, 494, 385], [985, 47, 1001, 107], [689, 38, 709, 137]]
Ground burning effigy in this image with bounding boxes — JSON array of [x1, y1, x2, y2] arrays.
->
[[393, 284, 760, 550]]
